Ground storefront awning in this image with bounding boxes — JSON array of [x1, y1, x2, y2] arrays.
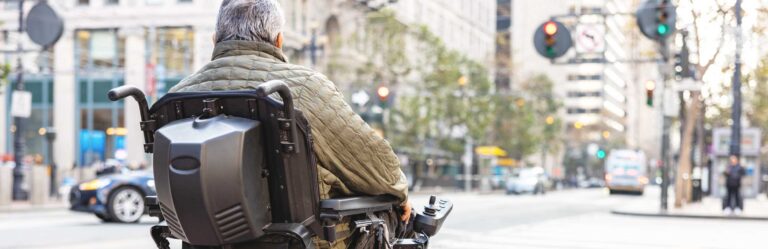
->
[[475, 146, 507, 157]]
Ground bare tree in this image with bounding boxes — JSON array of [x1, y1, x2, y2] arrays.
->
[[674, 0, 731, 207]]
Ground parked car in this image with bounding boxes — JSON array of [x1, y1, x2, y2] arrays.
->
[[69, 170, 155, 223], [506, 167, 549, 195]]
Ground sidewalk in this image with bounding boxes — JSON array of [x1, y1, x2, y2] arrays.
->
[[612, 195, 768, 221], [0, 199, 68, 214]]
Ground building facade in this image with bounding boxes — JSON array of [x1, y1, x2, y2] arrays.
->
[[0, 0, 378, 170], [392, 0, 496, 72], [506, 0, 661, 177]]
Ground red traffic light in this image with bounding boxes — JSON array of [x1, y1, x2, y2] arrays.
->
[[645, 81, 655, 107], [544, 21, 558, 36], [645, 80, 656, 91], [377, 86, 390, 100]]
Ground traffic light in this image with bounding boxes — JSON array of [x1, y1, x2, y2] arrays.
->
[[596, 149, 606, 159], [543, 21, 557, 57], [675, 39, 692, 80], [655, 2, 669, 36], [533, 20, 572, 59], [376, 86, 390, 108], [636, 0, 676, 40], [645, 80, 656, 107]]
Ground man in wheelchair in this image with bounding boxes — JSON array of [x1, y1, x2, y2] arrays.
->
[[107, 0, 451, 248]]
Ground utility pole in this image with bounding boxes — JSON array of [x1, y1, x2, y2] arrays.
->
[[11, 0, 27, 201], [659, 38, 670, 211], [10, 0, 63, 201], [730, 0, 743, 157]]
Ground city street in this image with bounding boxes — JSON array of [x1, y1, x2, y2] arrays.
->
[[2, 188, 765, 249]]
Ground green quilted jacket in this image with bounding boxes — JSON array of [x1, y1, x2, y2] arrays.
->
[[169, 40, 408, 203]]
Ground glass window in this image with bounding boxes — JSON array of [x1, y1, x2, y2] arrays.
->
[[106, 0, 119, 5], [75, 29, 125, 72], [22, 109, 54, 161], [4, 0, 19, 10], [6, 76, 55, 162], [79, 79, 124, 104], [146, 27, 194, 96], [78, 0, 89, 6], [178, 0, 192, 2]]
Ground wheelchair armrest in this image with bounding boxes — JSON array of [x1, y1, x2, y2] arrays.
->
[[318, 195, 399, 243], [320, 195, 399, 213]]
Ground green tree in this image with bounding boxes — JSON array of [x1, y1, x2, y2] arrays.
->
[[347, 10, 495, 158], [746, 58, 768, 150], [493, 74, 562, 161]]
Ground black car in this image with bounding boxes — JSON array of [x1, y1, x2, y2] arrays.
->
[[69, 170, 156, 223]]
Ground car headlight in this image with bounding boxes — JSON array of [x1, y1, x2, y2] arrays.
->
[[147, 180, 155, 189], [79, 179, 112, 191]]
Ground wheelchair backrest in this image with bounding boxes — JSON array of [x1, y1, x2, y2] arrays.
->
[[146, 90, 320, 246]]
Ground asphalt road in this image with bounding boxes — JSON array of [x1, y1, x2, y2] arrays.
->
[[1, 188, 765, 249]]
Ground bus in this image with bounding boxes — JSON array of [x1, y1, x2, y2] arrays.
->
[[605, 150, 648, 195]]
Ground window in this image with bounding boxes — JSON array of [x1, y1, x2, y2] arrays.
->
[[178, 0, 192, 3], [76, 29, 126, 71], [106, 0, 119, 5], [146, 27, 195, 96], [78, 0, 89, 6], [567, 108, 600, 114], [4, 0, 19, 10], [567, 74, 602, 81], [567, 91, 602, 98]]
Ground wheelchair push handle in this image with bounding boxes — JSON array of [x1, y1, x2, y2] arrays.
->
[[255, 80, 294, 115], [256, 80, 299, 154], [107, 85, 154, 152]]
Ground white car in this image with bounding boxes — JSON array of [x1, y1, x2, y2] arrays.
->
[[506, 167, 548, 195]]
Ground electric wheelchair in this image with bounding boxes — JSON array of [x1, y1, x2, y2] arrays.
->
[[108, 80, 452, 249]]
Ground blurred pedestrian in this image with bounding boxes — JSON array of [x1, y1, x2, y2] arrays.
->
[[723, 155, 745, 215]]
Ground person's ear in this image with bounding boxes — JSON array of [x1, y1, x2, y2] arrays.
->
[[212, 32, 216, 44], [275, 33, 283, 49]]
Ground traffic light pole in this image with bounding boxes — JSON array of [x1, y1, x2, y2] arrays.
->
[[729, 0, 743, 157], [11, 0, 28, 201], [658, 38, 670, 212]]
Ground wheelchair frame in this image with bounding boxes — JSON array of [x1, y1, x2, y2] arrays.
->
[[108, 81, 451, 249]]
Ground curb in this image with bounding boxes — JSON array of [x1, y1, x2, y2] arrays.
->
[[610, 209, 768, 221], [0, 203, 68, 214]]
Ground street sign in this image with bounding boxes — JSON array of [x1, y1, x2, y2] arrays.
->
[[575, 25, 605, 53], [351, 90, 370, 106], [663, 88, 679, 117], [587, 143, 599, 155], [26, 2, 64, 47], [712, 128, 762, 156], [11, 91, 32, 118]]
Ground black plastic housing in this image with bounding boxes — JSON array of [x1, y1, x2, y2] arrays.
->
[[147, 90, 321, 246], [154, 115, 268, 245]]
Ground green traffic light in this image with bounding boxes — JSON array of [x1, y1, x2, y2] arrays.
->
[[657, 24, 669, 36], [597, 150, 606, 159], [545, 47, 555, 57]]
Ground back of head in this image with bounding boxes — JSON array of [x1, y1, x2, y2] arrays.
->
[[215, 0, 285, 44]]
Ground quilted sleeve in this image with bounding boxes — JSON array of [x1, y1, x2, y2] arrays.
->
[[290, 73, 409, 203]]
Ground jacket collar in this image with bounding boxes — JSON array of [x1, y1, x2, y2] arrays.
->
[[211, 40, 287, 62]]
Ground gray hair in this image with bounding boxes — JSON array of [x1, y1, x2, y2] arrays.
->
[[215, 0, 285, 44]]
